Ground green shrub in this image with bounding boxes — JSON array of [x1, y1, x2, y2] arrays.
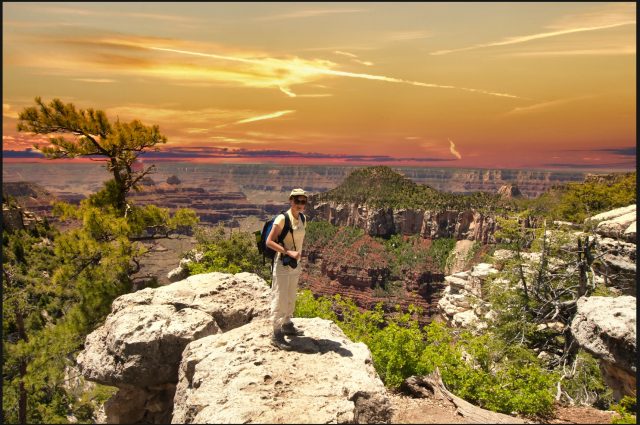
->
[[294, 293, 556, 417], [611, 396, 637, 424], [428, 238, 456, 271], [186, 225, 271, 281], [304, 220, 338, 247]]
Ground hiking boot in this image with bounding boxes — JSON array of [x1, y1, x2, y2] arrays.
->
[[281, 322, 304, 336], [271, 329, 292, 351]]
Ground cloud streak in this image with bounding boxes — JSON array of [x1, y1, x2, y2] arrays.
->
[[216, 110, 295, 128], [432, 20, 635, 55], [255, 8, 363, 21], [505, 95, 594, 115], [149, 46, 523, 99], [449, 139, 462, 159]]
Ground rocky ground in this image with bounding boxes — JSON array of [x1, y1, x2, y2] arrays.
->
[[388, 392, 618, 424]]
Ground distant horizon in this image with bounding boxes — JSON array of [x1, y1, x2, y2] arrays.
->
[[3, 2, 636, 170], [2, 157, 634, 175]]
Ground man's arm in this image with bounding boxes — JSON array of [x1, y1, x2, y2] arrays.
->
[[266, 219, 299, 259]]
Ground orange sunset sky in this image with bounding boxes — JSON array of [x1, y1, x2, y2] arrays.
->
[[2, 2, 636, 169]]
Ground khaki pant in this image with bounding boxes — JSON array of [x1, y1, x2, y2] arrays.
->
[[270, 258, 302, 332]]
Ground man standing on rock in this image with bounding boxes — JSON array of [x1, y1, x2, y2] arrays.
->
[[266, 188, 308, 350]]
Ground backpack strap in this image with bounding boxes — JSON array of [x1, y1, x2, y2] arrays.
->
[[277, 211, 292, 244]]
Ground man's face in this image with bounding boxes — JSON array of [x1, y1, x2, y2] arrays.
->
[[290, 196, 307, 213]]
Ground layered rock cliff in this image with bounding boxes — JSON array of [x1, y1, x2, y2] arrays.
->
[[586, 204, 637, 295], [570, 296, 636, 401], [77, 272, 392, 424], [307, 200, 501, 243]]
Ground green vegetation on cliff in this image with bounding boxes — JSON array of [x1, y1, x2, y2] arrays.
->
[[3, 100, 199, 424], [294, 292, 557, 417], [315, 166, 636, 226], [521, 172, 636, 223], [315, 166, 511, 212]]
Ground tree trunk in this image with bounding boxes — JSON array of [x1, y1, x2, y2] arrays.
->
[[401, 370, 529, 424], [577, 238, 587, 297], [110, 160, 127, 215]]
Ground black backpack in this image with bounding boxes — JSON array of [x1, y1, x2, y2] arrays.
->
[[256, 211, 306, 265]]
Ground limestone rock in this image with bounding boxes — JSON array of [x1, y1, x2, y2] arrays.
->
[[570, 296, 636, 400], [586, 204, 637, 242], [438, 263, 497, 332], [309, 201, 501, 243], [593, 236, 636, 294], [77, 272, 272, 423], [78, 272, 394, 424], [172, 318, 392, 424], [497, 184, 522, 199]]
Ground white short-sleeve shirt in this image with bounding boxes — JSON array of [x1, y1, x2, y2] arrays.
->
[[273, 209, 306, 252]]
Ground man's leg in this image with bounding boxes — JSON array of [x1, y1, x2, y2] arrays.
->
[[281, 269, 303, 336], [270, 263, 293, 349]]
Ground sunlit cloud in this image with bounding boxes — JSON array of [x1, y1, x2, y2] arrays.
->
[[255, 8, 364, 21], [106, 105, 261, 127], [334, 50, 358, 58], [279, 86, 297, 97], [9, 32, 523, 99], [150, 45, 523, 98], [449, 139, 462, 160], [216, 110, 296, 128], [432, 3, 635, 55]]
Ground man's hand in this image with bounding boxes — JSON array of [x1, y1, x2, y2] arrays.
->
[[286, 250, 301, 260]]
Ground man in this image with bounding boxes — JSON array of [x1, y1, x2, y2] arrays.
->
[[266, 188, 308, 350]]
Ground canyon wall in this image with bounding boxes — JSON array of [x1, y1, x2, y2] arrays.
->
[[307, 200, 502, 243]]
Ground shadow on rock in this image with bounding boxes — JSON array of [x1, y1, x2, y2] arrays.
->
[[287, 336, 353, 357]]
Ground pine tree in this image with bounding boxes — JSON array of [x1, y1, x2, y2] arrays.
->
[[17, 97, 167, 215]]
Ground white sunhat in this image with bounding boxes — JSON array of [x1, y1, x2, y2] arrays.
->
[[289, 188, 308, 198]]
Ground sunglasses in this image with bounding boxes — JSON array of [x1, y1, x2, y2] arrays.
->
[[293, 198, 307, 205]]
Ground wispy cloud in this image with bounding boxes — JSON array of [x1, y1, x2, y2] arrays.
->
[[13, 33, 524, 100], [432, 21, 634, 55], [3, 103, 19, 119], [106, 105, 257, 126], [596, 146, 636, 157], [385, 30, 432, 42], [279, 86, 297, 97], [11, 3, 200, 23], [504, 95, 594, 115], [432, 4, 635, 55], [334, 50, 358, 58], [73, 78, 116, 83], [508, 46, 636, 57], [148, 46, 523, 98], [334, 50, 374, 66], [216, 110, 296, 128], [449, 139, 462, 159], [255, 8, 363, 21]]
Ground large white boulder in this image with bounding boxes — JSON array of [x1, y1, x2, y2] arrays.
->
[[172, 318, 392, 424], [570, 296, 636, 400]]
